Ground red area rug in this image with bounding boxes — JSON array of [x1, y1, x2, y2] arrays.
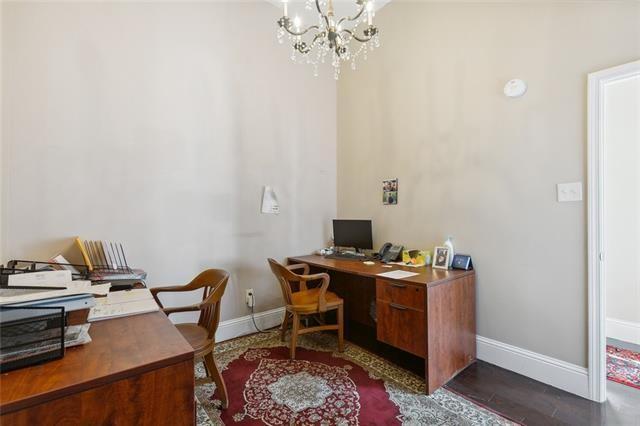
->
[[222, 346, 396, 424], [194, 331, 518, 425], [607, 345, 640, 390]]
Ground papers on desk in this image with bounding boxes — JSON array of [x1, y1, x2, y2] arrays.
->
[[7, 270, 72, 287], [88, 288, 159, 322], [376, 270, 420, 280], [69, 282, 111, 296], [64, 324, 92, 348], [387, 261, 424, 268], [0, 282, 110, 305]]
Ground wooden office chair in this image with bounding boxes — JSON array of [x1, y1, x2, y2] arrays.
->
[[267, 258, 344, 359], [150, 269, 229, 409]]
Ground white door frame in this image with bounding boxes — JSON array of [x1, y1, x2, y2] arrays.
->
[[587, 59, 640, 403]]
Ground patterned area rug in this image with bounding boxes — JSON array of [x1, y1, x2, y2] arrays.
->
[[195, 331, 517, 425], [607, 345, 640, 390]]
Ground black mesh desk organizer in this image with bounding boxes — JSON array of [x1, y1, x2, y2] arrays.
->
[[0, 306, 65, 372]]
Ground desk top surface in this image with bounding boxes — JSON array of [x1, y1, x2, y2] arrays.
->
[[0, 311, 194, 414], [288, 255, 474, 287]]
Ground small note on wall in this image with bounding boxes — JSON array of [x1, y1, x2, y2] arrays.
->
[[383, 179, 398, 205], [261, 186, 280, 214]]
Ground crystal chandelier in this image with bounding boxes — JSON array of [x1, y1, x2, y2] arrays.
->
[[276, 0, 380, 79]]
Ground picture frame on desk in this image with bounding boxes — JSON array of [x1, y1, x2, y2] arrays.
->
[[432, 246, 450, 270]]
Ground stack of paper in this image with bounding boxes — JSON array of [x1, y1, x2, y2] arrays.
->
[[376, 270, 420, 279], [88, 289, 158, 322], [63, 324, 92, 348], [7, 270, 73, 287], [6, 270, 111, 294], [1, 270, 110, 306]]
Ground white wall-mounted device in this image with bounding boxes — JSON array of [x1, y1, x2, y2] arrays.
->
[[503, 79, 528, 98]]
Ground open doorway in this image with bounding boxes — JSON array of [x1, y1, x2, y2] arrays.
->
[[588, 60, 640, 403]]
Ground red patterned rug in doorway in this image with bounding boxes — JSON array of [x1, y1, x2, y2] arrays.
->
[[607, 345, 640, 390], [194, 331, 518, 425]]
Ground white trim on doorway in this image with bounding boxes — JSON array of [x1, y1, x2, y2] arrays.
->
[[587, 59, 640, 403]]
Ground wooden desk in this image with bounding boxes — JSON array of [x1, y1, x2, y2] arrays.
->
[[0, 312, 195, 425], [288, 254, 476, 394]]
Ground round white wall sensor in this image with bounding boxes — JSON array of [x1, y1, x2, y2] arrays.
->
[[503, 79, 527, 98]]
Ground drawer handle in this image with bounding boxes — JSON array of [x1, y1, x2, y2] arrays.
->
[[390, 283, 407, 288], [389, 303, 408, 310]]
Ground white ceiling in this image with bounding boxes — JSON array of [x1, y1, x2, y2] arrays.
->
[[266, 0, 392, 23]]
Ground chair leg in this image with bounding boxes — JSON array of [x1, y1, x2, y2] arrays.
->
[[337, 304, 344, 353], [204, 352, 228, 409], [290, 312, 300, 360], [281, 311, 290, 342], [202, 358, 210, 377]]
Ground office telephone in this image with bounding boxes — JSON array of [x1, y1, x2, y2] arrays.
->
[[378, 243, 404, 263]]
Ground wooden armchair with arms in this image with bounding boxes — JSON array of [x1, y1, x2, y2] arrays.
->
[[150, 269, 229, 409], [267, 258, 344, 359]]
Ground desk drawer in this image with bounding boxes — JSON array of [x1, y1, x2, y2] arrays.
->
[[376, 279, 425, 311], [376, 300, 426, 357]]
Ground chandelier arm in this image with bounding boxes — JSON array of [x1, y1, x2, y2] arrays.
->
[[283, 24, 321, 37], [337, 2, 367, 26], [315, 0, 331, 28], [311, 32, 326, 45], [296, 32, 326, 54], [340, 28, 372, 43]]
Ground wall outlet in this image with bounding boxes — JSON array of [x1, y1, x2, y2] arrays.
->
[[245, 289, 255, 308]]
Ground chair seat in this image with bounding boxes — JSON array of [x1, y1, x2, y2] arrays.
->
[[175, 323, 212, 355], [290, 288, 343, 312]]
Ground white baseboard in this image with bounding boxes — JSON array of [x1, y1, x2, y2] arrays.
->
[[477, 336, 590, 399], [216, 307, 285, 342], [607, 318, 640, 345]]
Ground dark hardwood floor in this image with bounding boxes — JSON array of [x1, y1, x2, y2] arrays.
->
[[445, 360, 640, 425]]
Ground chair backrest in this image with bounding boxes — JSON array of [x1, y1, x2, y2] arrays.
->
[[267, 258, 300, 306], [185, 269, 229, 340]]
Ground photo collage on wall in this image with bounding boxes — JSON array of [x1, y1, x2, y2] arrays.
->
[[383, 179, 398, 205]]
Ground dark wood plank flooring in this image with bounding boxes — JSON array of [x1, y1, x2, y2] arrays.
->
[[445, 360, 640, 425]]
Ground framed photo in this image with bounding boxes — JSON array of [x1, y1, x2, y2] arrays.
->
[[433, 246, 450, 270], [383, 179, 398, 205]]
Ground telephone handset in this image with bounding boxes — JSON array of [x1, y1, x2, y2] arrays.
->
[[378, 242, 404, 263]]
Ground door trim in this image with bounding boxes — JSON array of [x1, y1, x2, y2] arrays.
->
[[587, 59, 640, 402]]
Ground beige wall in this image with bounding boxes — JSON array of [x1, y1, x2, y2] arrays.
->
[[337, 1, 640, 366], [605, 75, 640, 326], [1, 1, 337, 322]]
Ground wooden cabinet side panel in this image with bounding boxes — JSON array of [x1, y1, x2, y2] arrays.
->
[[426, 275, 476, 394], [2, 359, 195, 426]]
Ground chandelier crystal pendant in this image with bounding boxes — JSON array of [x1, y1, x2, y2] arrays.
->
[[277, 0, 380, 79]]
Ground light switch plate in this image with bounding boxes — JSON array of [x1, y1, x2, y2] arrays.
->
[[557, 182, 582, 202]]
